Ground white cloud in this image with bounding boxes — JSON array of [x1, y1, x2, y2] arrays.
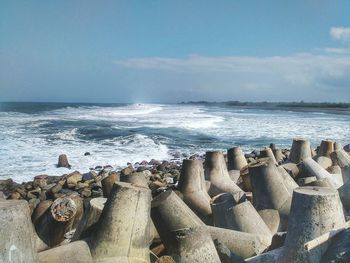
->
[[330, 27, 350, 42], [112, 26, 350, 101], [113, 52, 350, 101], [114, 53, 350, 81]]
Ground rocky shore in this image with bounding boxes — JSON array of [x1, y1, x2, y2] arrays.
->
[[1, 138, 350, 262]]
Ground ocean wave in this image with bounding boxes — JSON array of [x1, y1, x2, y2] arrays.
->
[[0, 103, 349, 182]]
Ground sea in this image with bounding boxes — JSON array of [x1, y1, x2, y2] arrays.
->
[[0, 102, 349, 182]]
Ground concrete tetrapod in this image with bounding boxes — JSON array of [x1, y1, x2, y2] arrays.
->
[[277, 166, 298, 195], [151, 190, 271, 260], [101, 172, 119, 197], [318, 139, 334, 158], [36, 196, 77, 247], [151, 190, 204, 252], [89, 182, 151, 263], [314, 156, 333, 169], [214, 239, 245, 263], [225, 201, 273, 239], [273, 149, 284, 163], [0, 200, 38, 263], [289, 137, 312, 164], [210, 192, 236, 229], [38, 240, 92, 263], [338, 179, 350, 211], [168, 227, 221, 263], [258, 209, 281, 234], [331, 150, 350, 183], [204, 151, 245, 203], [72, 197, 107, 241], [260, 147, 278, 165], [282, 187, 345, 263], [248, 158, 292, 230], [120, 172, 149, 188], [227, 147, 247, 171], [247, 186, 346, 263], [301, 157, 342, 188], [177, 159, 212, 223], [207, 226, 271, 259]]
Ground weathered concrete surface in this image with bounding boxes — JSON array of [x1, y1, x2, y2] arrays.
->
[[204, 151, 245, 203], [177, 159, 212, 223], [38, 241, 92, 263], [283, 187, 345, 263], [320, 228, 350, 263], [72, 197, 106, 241], [227, 147, 248, 171], [210, 193, 235, 229], [289, 137, 312, 164], [89, 182, 151, 263], [260, 148, 278, 165], [225, 201, 272, 238], [258, 209, 280, 234], [207, 226, 271, 259], [301, 157, 342, 188], [213, 239, 245, 263], [277, 166, 298, 195], [36, 196, 77, 247], [151, 190, 204, 252], [169, 227, 221, 263], [318, 139, 334, 158], [0, 200, 38, 263], [248, 158, 292, 230]]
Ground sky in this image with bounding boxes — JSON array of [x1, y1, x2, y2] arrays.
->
[[0, 0, 350, 103]]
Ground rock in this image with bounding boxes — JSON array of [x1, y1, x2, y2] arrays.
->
[[103, 165, 113, 170], [80, 188, 91, 198], [137, 166, 147, 172], [0, 178, 18, 195], [66, 171, 82, 188], [156, 256, 176, 263], [149, 159, 161, 165], [91, 189, 103, 198], [101, 173, 119, 197], [46, 181, 65, 199], [46, 175, 63, 184], [75, 182, 90, 190], [34, 175, 48, 188], [121, 166, 133, 176], [27, 188, 41, 199], [149, 181, 166, 192], [57, 154, 71, 168], [140, 160, 148, 165], [8, 191, 21, 199], [14, 187, 27, 198], [28, 198, 40, 214], [82, 172, 95, 182], [24, 182, 34, 191], [157, 164, 167, 172], [344, 144, 350, 153]]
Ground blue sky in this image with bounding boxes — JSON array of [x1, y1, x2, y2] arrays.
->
[[1, 0, 350, 103]]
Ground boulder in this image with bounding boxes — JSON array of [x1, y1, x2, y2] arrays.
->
[[57, 154, 71, 168]]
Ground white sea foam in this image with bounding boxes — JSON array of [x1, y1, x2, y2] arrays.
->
[[0, 103, 349, 182]]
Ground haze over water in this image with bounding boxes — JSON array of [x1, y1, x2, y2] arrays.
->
[[1, 102, 349, 182]]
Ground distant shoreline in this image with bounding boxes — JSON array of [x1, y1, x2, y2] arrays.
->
[[180, 101, 350, 115]]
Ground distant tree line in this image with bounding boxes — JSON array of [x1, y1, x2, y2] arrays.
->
[[180, 100, 350, 109]]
